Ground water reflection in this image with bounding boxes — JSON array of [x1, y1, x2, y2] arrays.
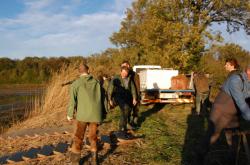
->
[[0, 86, 45, 131]]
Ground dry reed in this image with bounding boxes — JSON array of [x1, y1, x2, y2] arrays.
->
[[7, 63, 80, 131]]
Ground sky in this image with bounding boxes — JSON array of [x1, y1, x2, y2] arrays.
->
[[0, 0, 133, 59], [0, 0, 249, 59]]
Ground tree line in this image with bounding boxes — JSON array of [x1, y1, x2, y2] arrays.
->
[[0, 56, 84, 84], [1, 0, 250, 86]]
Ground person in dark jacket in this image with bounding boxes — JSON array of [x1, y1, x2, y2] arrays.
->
[[194, 64, 250, 164], [121, 61, 140, 127], [67, 63, 106, 165], [193, 72, 210, 116], [108, 66, 137, 132]]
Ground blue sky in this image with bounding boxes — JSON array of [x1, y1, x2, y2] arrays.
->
[[0, 0, 249, 59]]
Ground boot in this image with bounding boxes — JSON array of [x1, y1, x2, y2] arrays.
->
[[127, 123, 135, 130], [132, 117, 139, 127], [91, 151, 98, 165], [70, 151, 80, 165]]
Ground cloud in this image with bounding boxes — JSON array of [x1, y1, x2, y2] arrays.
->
[[23, 0, 54, 11], [0, 0, 133, 59]]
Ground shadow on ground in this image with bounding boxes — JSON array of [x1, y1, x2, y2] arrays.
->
[[137, 103, 166, 127]]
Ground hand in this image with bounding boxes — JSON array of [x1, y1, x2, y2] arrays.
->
[[109, 100, 114, 107], [133, 99, 137, 106], [67, 116, 73, 122]]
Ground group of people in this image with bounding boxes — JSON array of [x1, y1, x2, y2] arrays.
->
[[67, 61, 140, 165], [66, 58, 250, 165], [193, 58, 250, 164]]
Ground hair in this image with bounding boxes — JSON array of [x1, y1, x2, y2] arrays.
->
[[120, 66, 130, 72], [79, 63, 89, 73], [225, 58, 239, 69], [102, 74, 108, 78], [121, 60, 130, 66]]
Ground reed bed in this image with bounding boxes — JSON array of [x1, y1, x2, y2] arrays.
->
[[6, 63, 79, 131]]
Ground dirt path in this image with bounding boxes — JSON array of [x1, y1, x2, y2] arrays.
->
[[0, 120, 144, 165]]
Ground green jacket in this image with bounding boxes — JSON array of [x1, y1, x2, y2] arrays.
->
[[67, 75, 103, 122], [108, 75, 137, 102]]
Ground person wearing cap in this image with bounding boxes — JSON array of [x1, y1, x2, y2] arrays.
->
[[194, 64, 250, 164], [67, 63, 106, 165]]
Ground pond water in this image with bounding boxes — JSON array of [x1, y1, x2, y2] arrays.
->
[[0, 86, 45, 130]]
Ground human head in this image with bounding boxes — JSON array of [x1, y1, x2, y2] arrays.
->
[[120, 66, 129, 78], [78, 63, 89, 74], [224, 58, 239, 72], [102, 74, 108, 80], [121, 60, 131, 69]]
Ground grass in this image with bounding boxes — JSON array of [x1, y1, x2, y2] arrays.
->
[[104, 103, 250, 165], [103, 103, 199, 165], [135, 104, 194, 165], [1, 62, 249, 164]]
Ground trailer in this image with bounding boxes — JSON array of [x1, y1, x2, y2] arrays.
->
[[133, 65, 195, 104]]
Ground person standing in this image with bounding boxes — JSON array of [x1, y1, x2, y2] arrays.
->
[[121, 61, 141, 127], [193, 72, 210, 116], [224, 58, 240, 76], [194, 64, 250, 164], [67, 63, 105, 165], [108, 66, 137, 132]]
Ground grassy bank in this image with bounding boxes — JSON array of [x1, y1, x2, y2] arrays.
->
[[100, 103, 202, 165], [103, 103, 249, 165]]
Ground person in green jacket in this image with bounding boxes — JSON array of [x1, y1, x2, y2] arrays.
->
[[121, 61, 141, 127], [108, 66, 137, 132], [67, 63, 105, 165]]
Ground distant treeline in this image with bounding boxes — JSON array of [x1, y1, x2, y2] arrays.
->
[[1, 0, 250, 85], [1, 43, 250, 86], [0, 56, 84, 84]]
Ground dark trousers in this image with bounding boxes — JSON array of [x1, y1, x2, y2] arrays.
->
[[195, 92, 209, 115], [130, 103, 139, 124], [195, 91, 240, 164], [196, 120, 239, 164], [117, 99, 132, 131], [71, 121, 98, 153]]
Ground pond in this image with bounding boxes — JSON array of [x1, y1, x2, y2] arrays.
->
[[0, 85, 45, 132]]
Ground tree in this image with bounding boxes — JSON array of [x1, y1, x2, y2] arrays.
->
[[0, 58, 16, 71], [110, 0, 250, 71], [199, 43, 250, 86]]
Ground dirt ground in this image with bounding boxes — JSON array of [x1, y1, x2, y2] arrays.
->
[[1, 104, 250, 165]]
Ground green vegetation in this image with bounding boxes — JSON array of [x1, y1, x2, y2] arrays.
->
[[1, 0, 250, 89], [110, 0, 250, 72], [198, 43, 250, 98], [104, 103, 249, 164], [105, 104, 191, 164], [0, 56, 84, 84]]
